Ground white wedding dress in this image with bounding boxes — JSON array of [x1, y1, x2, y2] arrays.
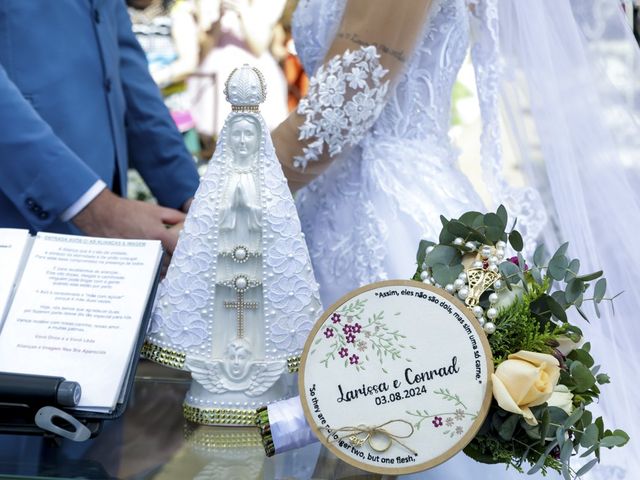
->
[[292, 0, 546, 307], [291, 0, 556, 478]]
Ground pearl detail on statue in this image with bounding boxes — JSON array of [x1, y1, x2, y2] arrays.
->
[[453, 237, 464, 246], [493, 280, 504, 290], [445, 284, 455, 294], [489, 264, 499, 273], [484, 322, 496, 334], [489, 293, 499, 304], [458, 287, 469, 300], [472, 306, 484, 318], [420, 271, 430, 281], [465, 241, 476, 251], [481, 246, 492, 259], [454, 279, 465, 290], [473, 261, 484, 269], [235, 247, 247, 260], [487, 307, 498, 320], [477, 317, 486, 327], [235, 276, 247, 290], [422, 278, 432, 285], [496, 248, 505, 259], [497, 240, 507, 249], [458, 272, 467, 281]]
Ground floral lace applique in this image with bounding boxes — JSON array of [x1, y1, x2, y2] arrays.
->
[[294, 46, 389, 169]]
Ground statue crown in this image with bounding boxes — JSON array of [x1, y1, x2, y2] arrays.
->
[[224, 64, 266, 112]]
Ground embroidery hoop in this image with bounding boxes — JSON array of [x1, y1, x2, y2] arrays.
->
[[298, 280, 494, 474]]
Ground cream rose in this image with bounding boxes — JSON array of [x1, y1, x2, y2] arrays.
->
[[491, 350, 561, 425]]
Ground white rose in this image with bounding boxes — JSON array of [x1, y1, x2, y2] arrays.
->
[[547, 384, 574, 415]]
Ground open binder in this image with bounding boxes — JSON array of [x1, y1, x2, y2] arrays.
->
[[0, 229, 163, 437]]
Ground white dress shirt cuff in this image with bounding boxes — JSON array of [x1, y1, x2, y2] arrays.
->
[[60, 180, 107, 222]]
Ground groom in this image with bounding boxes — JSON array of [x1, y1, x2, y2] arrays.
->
[[0, 0, 199, 255]]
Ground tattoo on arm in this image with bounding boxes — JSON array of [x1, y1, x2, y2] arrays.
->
[[337, 31, 406, 63]]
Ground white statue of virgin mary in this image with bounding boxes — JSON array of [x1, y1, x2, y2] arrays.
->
[[144, 65, 321, 425]]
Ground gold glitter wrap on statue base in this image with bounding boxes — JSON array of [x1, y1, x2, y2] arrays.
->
[[183, 404, 257, 426], [141, 341, 186, 369]]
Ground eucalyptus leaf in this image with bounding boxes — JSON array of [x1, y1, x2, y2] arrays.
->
[[533, 243, 546, 267], [484, 212, 505, 229], [576, 270, 603, 282], [594, 278, 607, 303], [548, 255, 570, 281], [530, 266, 543, 285], [576, 459, 599, 477], [432, 263, 464, 287], [565, 278, 584, 304], [459, 211, 483, 226], [554, 242, 570, 258], [447, 220, 472, 237], [564, 259, 580, 282], [496, 204, 508, 227], [547, 295, 568, 322], [425, 245, 460, 268], [498, 414, 520, 441], [498, 261, 520, 285], [560, 440, 573, 463], [563, 406, 584, 429], [581, 424, 599, 448], [570, 362, 596, 391], [568, 348, 594, 368], [508, 230, 524, 252], [600, 435, 629, 448], [596, 373, 610, 385]]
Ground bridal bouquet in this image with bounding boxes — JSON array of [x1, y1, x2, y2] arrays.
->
[[412, 206, 628, 478]]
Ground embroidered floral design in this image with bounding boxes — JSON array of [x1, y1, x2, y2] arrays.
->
[[270, 276, 313, 312], [312, 299, 413, 372], [294, 45, 389, 169], [407, 389, 478, 439]]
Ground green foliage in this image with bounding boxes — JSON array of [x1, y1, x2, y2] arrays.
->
[[413, 204, 628, 478]]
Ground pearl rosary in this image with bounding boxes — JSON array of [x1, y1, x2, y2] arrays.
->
[[420, 239, 509, 335]]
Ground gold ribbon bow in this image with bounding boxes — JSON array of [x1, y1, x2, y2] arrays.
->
[[323, 419, 417, 456]]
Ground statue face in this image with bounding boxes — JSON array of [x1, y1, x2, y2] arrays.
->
[[228, 118, 260, 161], [224, 339, 252, 380]]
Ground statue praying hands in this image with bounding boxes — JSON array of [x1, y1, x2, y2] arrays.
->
[[144, 65, 321, 425]]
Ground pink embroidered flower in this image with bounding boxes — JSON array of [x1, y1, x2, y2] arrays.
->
[[324, 328, 334, 338], [332, 313, 342, 324], [349, 354, 360, 365], [339, 347, 349, 358], [346, 333, 356, 344], [352, 323, 362, 333], [432, 416, 443, 428]]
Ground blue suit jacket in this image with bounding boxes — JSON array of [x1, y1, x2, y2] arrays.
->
[[0, 0, 200, 233]]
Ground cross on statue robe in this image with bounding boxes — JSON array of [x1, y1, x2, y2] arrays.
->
[[224, 290, 259, 338]]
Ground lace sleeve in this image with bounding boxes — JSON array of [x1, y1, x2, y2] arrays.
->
[[275, 0, 436, 191], [467, 0, 546, 252], [292, 45, 389, 169]]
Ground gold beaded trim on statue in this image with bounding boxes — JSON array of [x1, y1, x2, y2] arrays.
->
[[183, 404, 257, 426], [287, 355, 301, 373], [256, 406, 275, 457], [184, 424, 263, 449], [141, 341, 186, 369], [231, 105, 260, 112]]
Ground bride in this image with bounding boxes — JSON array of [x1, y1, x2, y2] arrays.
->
[[271, 0, 639, 478]]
